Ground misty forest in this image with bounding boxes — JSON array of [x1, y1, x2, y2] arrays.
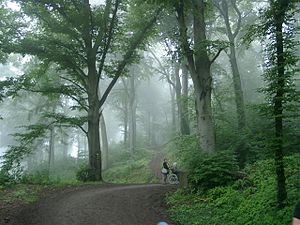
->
[[0, 0, 299, 225]]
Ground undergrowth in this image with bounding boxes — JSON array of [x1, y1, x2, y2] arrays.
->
[[166, 155, 300, 225], [103, 158, 157, 183]]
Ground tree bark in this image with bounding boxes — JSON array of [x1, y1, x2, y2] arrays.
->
[[61, 131, 69, 159], [218, 0, 247, 166], [175, 0, 216, 153], [128, 73, 137, 154], [169, 81, 177, 132], [220, 0, 246, 126], [48, 125, 55, 176], [100, 115, 108, 170], [83, 0, 102, 181], [180, 62, 190, 135], [87, 64, 102, 180], [273, 0, 288, 208]]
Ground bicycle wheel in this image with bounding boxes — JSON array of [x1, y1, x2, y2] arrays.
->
[[168, 174, 179, 184]]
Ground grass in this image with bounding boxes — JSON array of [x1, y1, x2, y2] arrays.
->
[[103, 158, 158, 184], [0, 184, 41, 204], [0, 179, 103, 207]]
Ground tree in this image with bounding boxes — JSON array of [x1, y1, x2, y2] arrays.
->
[[213, 0, 248, 166], [100, 115, 108, 170], [245, 0, 299, 208], [3, 0, 161, 181], [175, 0, 224, 152], [214, 0, 246, 130], [149, 46, 191, 136]]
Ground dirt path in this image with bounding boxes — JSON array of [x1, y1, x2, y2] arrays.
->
[[4, 183, 178, 225], [149, 152, 165, 182]]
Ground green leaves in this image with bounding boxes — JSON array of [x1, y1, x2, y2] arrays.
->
[[167, 155, 300, 225], [172, 135, 239, 191]]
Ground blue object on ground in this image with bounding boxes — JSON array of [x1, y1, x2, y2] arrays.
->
[[157, 222, 169, 225]]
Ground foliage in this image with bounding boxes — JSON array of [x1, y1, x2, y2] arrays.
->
[[103, 158, 157, 184], [243, 0, 299, 207], [76, 164, 96, 182], [1, 123, 49, 173], [167, 155, 300, 225], [0, 169, 13, 187], [243, 1, 299, 117], [0, 184, 41, 204], [171, 135, 239, 191], [21, 170, 51, 185], [103, 146, 156, 183], [0, 2, 24, 62]]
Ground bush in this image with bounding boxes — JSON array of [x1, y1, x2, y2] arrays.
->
[[173, 135, 239, 191], [21, 170, 51, 185], [188, 151, 239, 191], [76, 164, 95, 182], [0, 169, 12, 186]]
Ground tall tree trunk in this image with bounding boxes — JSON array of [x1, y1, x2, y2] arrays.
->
[[128, 73, 137, 154], [169, 82, 177, 132], [87, 100, 101, 181], [87, 53, 102, 181], [121, 77, 129, 148], [77, 131, 87, 160], [83, 0, 102, 181], [176, 0, 216, 153], [87, 70, 102, 180], [220, 0, 246, 129], [62, 131, 69, 159], [273, 0, 288, 208], [48, 125, 55, 176], [179, 62, 190, 135], [218, 0, 247, 166], [123, 98, 128, 148], [100, 115, 108, 170]]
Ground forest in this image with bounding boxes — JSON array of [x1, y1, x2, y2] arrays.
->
[[0, 0, 299, 225]]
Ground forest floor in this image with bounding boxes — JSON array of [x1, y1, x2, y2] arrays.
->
[[0, 183, 179, 225]]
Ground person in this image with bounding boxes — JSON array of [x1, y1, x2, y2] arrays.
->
[[293, 201, 300, 225], [171, 162, 179, 181], [161, 158, 170, 184]]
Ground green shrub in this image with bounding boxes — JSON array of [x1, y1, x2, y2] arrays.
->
[[173, 135, 239, 191], [76, 164, 95, 182], [21, 170, 51, 185], [188, 151, 239, 191], [167, 154, 300, 225], [0, 169, 12, 186]]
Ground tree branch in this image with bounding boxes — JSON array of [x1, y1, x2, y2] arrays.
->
[[96, 0, 120, 77], [59, 75, 86, 93], [99, 8, 162, 108], [232, 0, 242, 38], [20, 87, 88, 112], [174, 0, 197, 76], [210, 48, 225, 65], [149, 49, 175, 88]]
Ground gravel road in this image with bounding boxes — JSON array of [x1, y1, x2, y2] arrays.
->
[[7, 183, 178, 225]]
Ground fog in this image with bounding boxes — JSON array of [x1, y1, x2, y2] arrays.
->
[[0, 0, 299, 184]]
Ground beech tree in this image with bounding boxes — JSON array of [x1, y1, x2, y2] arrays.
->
[[3, 0, 161, 181], [213, 0, 248, 167], [175, 0, 225, 153]]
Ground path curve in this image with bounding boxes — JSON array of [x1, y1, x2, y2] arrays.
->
[[12, 184, 178, 225]]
